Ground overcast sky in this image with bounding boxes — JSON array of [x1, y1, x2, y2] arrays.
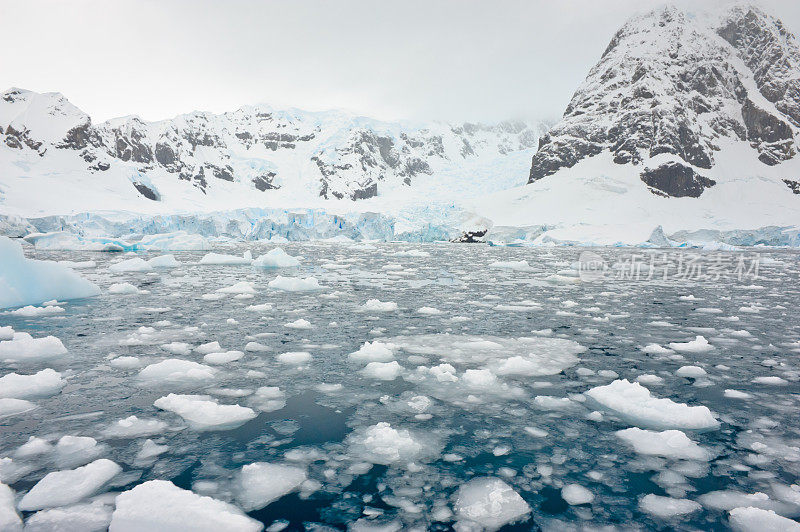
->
[[2, 0, 799, 124]]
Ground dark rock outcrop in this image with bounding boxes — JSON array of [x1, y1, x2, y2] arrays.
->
[[640, 162, 716, 198]]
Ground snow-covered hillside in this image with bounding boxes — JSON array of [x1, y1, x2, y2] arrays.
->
[[1, 4, 799, 248], [0, 88, 543, 215]]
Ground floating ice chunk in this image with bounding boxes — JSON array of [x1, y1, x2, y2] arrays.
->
[[160, 342, 191, 356], [454, 477, 530, 530], [154, 394, 256, 431], [54, 435, 105, 468], [0, 236, 100, 309], [360, 299, 398, 312], [217, 281, 256, 295], [138, 359, 216, 387], [698, 491, 795, 515], [109, 480, 262, 532], [246, 303, 273, 312], [753, 376, 788, 385], [616, 428, 710, 460], [724, 389, 752, 399], [135, 439, 168, 462], [462, 369, 499, 388], [199, 253, 252, 266], [676, 366, 707, 378], [109, 258, 153, 273], [585, 379, 719, 430], [147, 254, 180, 268], [639, 494, 702, 518], [235, 462, 307, 511], [0, 396, 38, 420], [668, 336, 713, 353], [5, 305, 64, 317], [109, 356, 142, 369], [729, 507, 800, 531], [248, 386, 286, 412], [562, 484, 594, 505], [23, 499, 113, 532], [533, 396, 576, 411], [349, 341, 397, 363], [417, 307, 443, 315], [277, 351, 312, 365], [18, 459, 121, 511], [195, 341, 222, 355], [428, 363, 458, 382], [0, 369, 64, 399], [0, 333, 67, 362], [636, 374, 664, 385], [284, 319, 312, 330], [108, 282, 142, 295], [203, 351, 244, 364], [0, 327, 13, 341], [244, 342, 270, 352], [0, 483, 21, 532], [489, 260, 533, 272], [252, 248, 301, 268], [268, 276, 324, 291], [14, 437, 52, 458], [361, 361, 403, 380], [102, 416, 168, 439], [642, 344, 673, 354], [347, 422, 436, 464]]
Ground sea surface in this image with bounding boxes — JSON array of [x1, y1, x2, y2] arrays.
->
[[2, 242, 799, 530]]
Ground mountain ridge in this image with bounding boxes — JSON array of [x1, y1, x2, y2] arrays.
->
[[527, 4, 800, 199]]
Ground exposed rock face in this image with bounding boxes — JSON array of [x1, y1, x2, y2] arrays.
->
[[0, 88, 543, 201], [640, 163, 716, 198], [528, 5, 800, 197]]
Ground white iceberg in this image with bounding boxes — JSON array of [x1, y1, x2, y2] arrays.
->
[[0, 236, 100, 309]]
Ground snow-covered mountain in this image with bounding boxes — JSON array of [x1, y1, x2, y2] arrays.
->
[[0, 87, 543, 214], [527, 5, 800, 198], [2, 4, 800, 248]]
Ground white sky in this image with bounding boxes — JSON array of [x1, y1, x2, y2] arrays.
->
[[1, 0, 799, 124]]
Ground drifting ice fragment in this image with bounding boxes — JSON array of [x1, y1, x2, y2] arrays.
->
[[585, 379, 719, 430], [109, 480, 262, 532], [235, 462, 307, 511], [454, 477, 531, 530], [154, 394, 257, 431], [17, 459, 121, 511]]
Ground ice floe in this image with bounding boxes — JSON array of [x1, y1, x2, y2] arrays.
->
[[138, 359, 216, 387], [252, 248, 301, 268], [0, 369, 64, 399], [268, 276, 324, 291], [235, 462, 307, 511], [616, 428, 710, 460], [454, 477, 530, 530], [585, 379, 719, 430], [153, 394, 256, 430], [17, 459, 121, 511], [0, 333, 68, 362], [109, 480, 262, 532]]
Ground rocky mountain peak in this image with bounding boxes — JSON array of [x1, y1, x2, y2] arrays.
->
[[528, 4, 800, 198]]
